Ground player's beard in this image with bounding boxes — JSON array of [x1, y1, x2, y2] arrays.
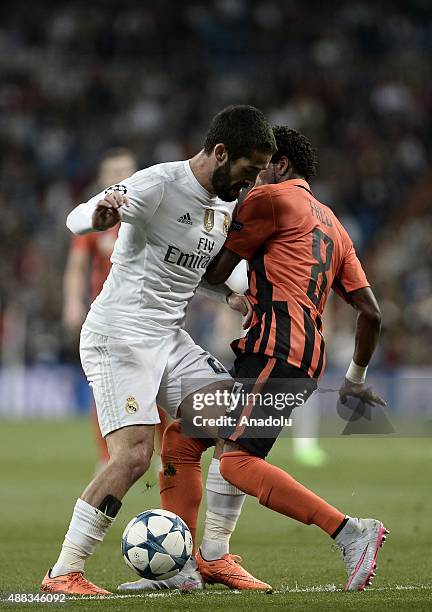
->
[[211, 160, 239, 202]]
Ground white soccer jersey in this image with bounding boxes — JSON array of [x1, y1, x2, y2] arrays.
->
[[67, 160, 236, 338]]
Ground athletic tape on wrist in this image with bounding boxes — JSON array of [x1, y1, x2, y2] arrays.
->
[[345, 360, 368, 384]]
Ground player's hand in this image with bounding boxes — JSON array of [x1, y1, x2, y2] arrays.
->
[[339, 379, 387, 407], [92, 192, 128, 230], [227, 293, 253, 328]]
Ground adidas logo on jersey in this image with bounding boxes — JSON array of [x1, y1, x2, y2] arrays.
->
[[177, 213, 192, 225]]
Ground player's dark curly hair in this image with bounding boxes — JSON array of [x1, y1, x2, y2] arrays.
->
[[271, 126, 317, 181], [204, 105, 277, 160]]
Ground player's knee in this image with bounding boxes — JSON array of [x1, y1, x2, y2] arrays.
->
[[256, 482, 273, 507], [220, 450, 264, 499], [114, 444, 153, 484], [221, 453, 270, 505], [130, 448, 153, 483], [161, 421, 208, 464]]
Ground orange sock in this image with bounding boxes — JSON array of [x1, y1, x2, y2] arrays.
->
[[220, 450, 345, 536], [159, 422, 211, 549]]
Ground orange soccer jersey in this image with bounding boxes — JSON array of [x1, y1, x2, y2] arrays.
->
[[225, 179, 369, 379]]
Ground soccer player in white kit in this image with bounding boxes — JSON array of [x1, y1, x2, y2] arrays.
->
[[41, 105, 276, 595]]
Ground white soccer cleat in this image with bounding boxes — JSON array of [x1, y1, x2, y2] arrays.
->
[[335, 517, 389, 591], [117, 559, 204, 592]]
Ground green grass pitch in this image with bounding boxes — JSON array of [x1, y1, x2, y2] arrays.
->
[[0, 419, 431, 611]]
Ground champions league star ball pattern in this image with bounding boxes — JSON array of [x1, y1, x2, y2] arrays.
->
[[121, 509, 193, 580]]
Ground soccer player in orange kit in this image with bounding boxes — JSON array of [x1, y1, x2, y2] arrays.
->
[[203, 127, 389, 591]]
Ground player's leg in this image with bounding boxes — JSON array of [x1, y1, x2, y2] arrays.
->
[[91, 400, 110, 467], [118, 332, 269, 592], [177, 379, 271, 591], [158, 420, 211, 547], [158, 331, 248, 560], [200, 438, 246, 562], [168, 336, 271, 591], [45, 425, 154, 582], [118, 417, 210, 592], [116, 331, 215, 593], [153, 407, 170, 473], [219, 353, 388, 592], [81, 424, 154, 504], [42, 330, 165, 595], [156, 424, 243, 560], [156, 419, 246, 563], [220, 443, 388, 591], [195, 441, 271, 591]]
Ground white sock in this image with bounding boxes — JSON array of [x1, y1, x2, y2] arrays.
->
[[51, 498, 114, 577], [200, 458, 245, 561]]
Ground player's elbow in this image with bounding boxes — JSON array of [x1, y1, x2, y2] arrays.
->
[[66, 210, 79, 234], [361, 304, 382, 331], [66, 204, 93, 235], [351, 287, 382, 331]]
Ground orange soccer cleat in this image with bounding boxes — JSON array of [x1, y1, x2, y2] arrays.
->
[[41, 570, 111, 595], [195, 550, 273, 592]]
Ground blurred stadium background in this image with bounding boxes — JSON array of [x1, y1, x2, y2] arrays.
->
[[0, 0, 431, 414], [1, 2, 432, 607]]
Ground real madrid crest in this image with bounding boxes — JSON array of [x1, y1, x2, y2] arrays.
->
[[125, 396, 139, 414], [222, 213, 230, 237], [204, 208, 214, 233]]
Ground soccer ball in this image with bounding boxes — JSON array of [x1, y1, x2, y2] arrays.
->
[[121, 509, 193, 580]]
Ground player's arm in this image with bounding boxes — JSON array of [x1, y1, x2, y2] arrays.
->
[[198, 258, 247, 301], [205, 187, 276, 284], [197, 260, 252, 326], [205, 247, 242, 285], [66, 172, 163, 235], [349, 286, 382, 367], [62, 244, 90, 333], [333, 235, 385, 406], [66, 191, 126, 235], [339, 286, 385, 406]]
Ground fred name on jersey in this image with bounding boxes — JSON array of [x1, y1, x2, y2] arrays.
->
[[163, 208, 230, 270]]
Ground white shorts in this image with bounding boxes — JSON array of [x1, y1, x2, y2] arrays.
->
[[80, 327, 232, 437]]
